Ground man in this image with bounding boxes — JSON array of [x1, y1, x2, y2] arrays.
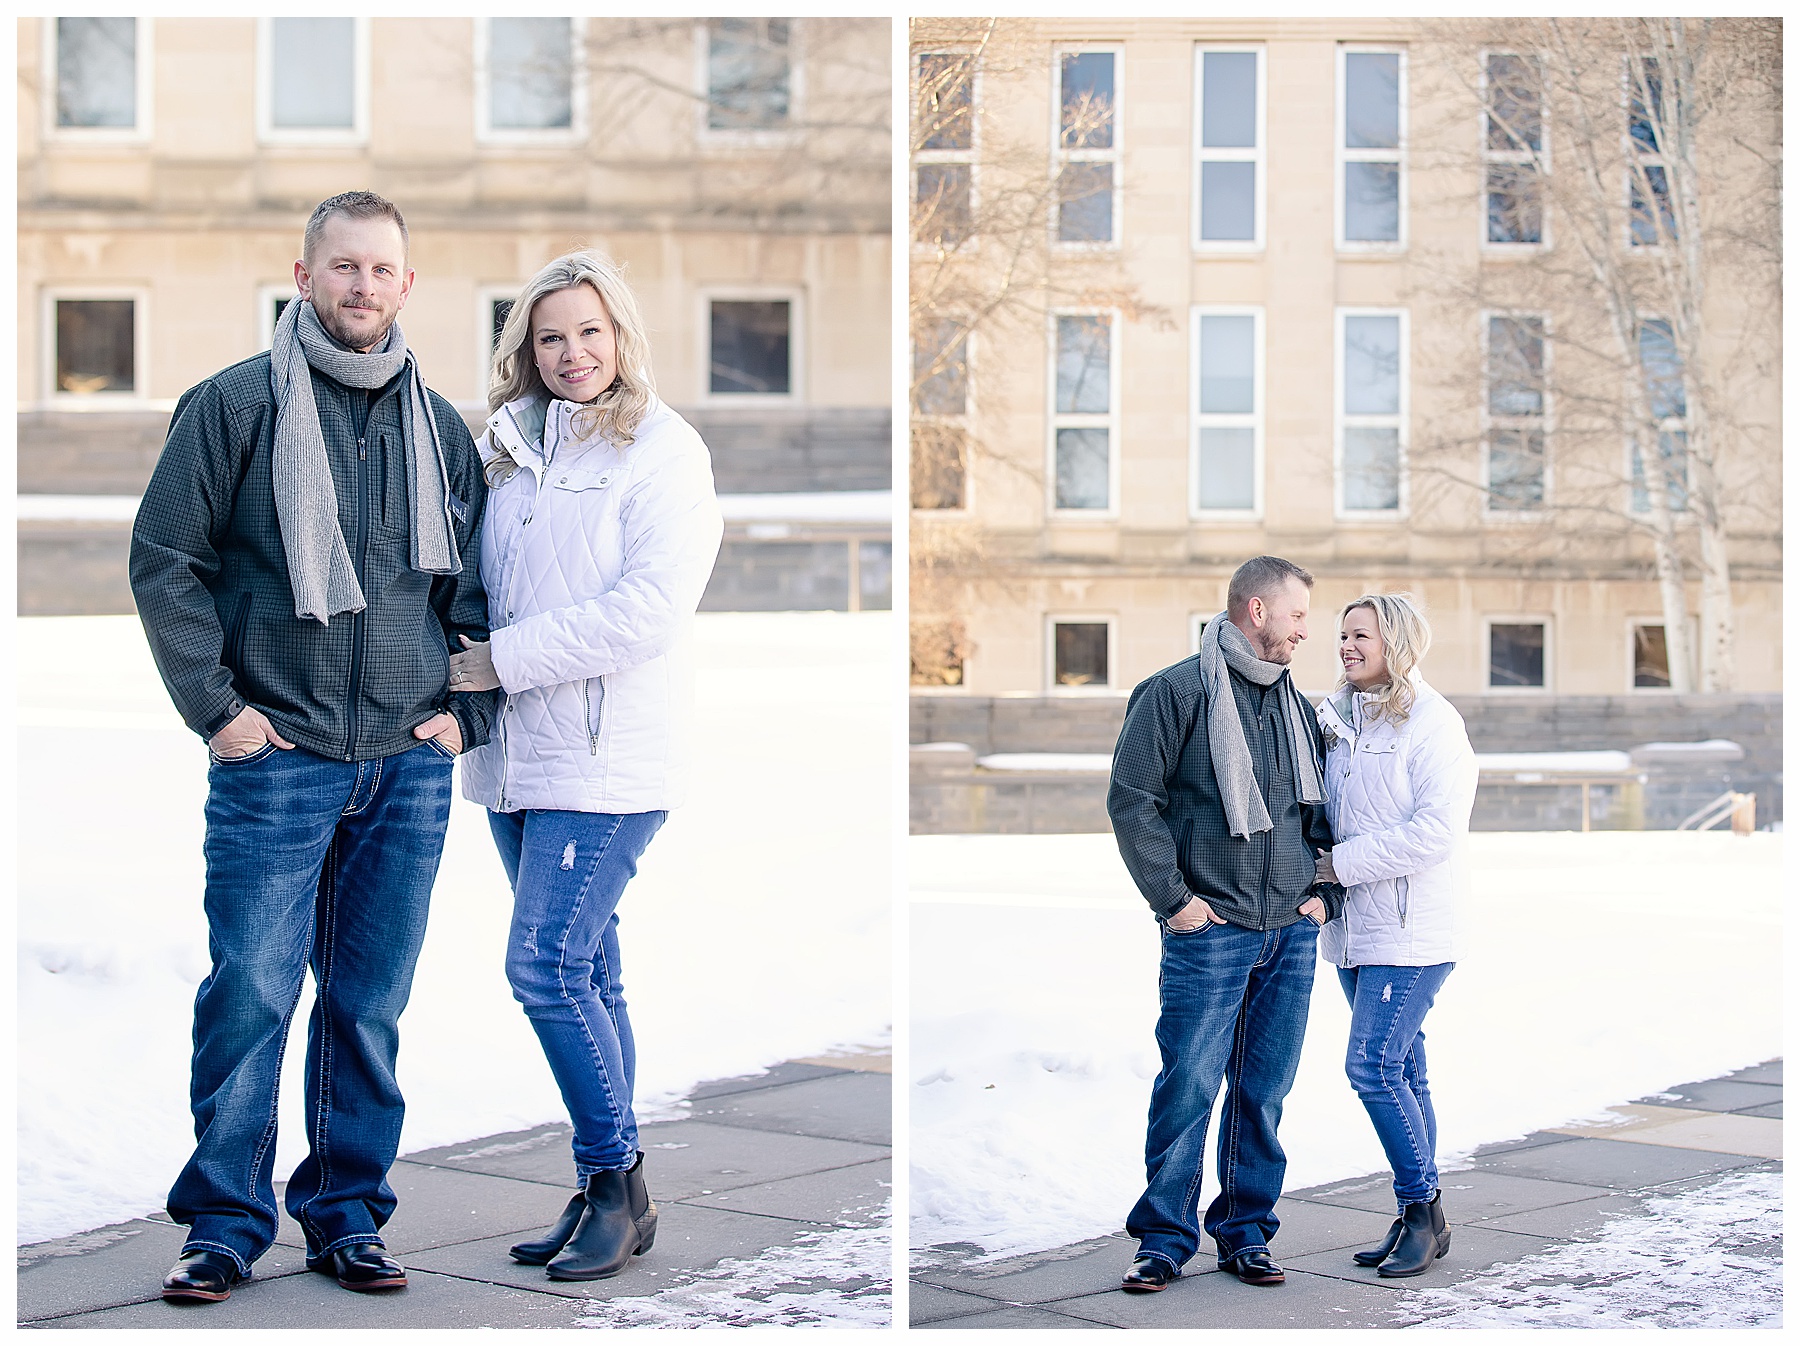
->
[[130, 191, 498, 1304], [1106, 556, 1342, 1292]]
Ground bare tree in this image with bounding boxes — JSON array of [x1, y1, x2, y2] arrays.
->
[[1409, 18, 1780, 691], [908, 19, 1166, 684]]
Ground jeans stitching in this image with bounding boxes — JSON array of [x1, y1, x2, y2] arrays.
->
[[240, 923, 316, 1235], [180, 1238, 251, 1277]]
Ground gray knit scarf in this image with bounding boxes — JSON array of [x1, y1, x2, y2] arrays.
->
[[1196, 611, 1325, 838], [269, 298, 460, 623]]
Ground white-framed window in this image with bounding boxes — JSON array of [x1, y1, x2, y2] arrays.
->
[[1052, 46, 1121, 248], [911, 318, 970, 511], [256, 284, 299, 350], [701, 288, 803, 403], [476, 18, 586, 143], [1189, 612, 1213, 656], [1047, 309, 1119, 514], [1485, 616, 1551, 691], [43, 287, 150, 405], [1190, 306, 1262, 517], [257, 18, 369, 144], [1482, 51, 1547, 249], [1629, 316, 1690, 515], [476, 285, 523, 399], [1046, 615, 1115, 693], [1337, 45, 1406, 251], [1627, 616, 1696, 691], [701, 18, 798, 139], [1625, 54, 1677, 248], [913, 48, 977, 250], [1483, 312, 1549, 514], [1335, 307, 1407, 517], [1193, 46, 1264, 251], [45, 17, 152, 141]]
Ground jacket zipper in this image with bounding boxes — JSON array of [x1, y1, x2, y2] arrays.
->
[[225, 591, 251, 670], [582, 677, 603, 755], [343, 431, 370, 760]]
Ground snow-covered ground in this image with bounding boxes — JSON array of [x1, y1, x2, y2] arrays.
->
[[910, 830, 1782, 1260], [17, 612, 892, 1244]]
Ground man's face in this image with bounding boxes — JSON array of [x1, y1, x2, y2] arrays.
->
[[294, 214, 414, 352], [1244, 577, 1311, 664]]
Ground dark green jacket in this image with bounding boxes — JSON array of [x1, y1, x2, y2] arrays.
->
[[129, 351, 498, 761], [1108, 655, 1341, 929]]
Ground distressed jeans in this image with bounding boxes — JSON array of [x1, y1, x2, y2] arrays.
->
[[1339, 962, 1454, 1209], [1126, 918, 1319, 1274], [167, 740, 454, 1273], [487, 808, 666, 1179]]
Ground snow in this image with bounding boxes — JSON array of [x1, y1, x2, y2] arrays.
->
[[1399, 1168, 1782, 1328], [909, 830, 1781, 1261], [578, 1207, 892, 1329], [17, 612, 892, 1244], [16, 494, 140, 522], [1474, 750, 1634, 774], [17, 492, 894, 527], [975, 753, 1113, 773], [718, 491, 891, 524]]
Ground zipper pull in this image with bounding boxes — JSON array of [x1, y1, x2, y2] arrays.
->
[[358, 437, 367, 461]]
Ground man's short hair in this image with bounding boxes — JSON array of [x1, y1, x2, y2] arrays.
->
[[1227, 555, 1314, 620], [303, 191, 409, 266]]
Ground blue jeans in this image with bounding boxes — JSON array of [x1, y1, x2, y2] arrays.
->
[[1127, 918, 1319, 1273], [488, 808, 666, 1179], [167, 740, 454, 1273], [1338, 962, 1454, 1209]]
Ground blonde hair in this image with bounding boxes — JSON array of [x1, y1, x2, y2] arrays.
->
[[488, 250, 655, 446], [1336, 592, 1432, 724]]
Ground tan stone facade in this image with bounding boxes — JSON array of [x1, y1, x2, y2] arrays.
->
[[910, 18, 1780, 700], [19, 16, 890, 416]]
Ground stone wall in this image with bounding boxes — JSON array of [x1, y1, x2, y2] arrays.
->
[[910, 693, 1783, 834]]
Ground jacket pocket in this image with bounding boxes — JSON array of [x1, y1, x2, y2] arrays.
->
[[225, 592, 252, 673], [580, 677, 603, 756]]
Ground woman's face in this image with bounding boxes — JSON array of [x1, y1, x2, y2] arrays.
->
[[1339, 606, 1390, 690], [530, 284, 618, 404]]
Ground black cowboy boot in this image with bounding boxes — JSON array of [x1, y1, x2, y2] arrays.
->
[[545, 1154, 655, 1281], [1377, 1191, 1451, 1277], [1352, 1216, 1404, 1267]]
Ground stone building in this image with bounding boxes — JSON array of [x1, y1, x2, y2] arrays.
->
[[907, 17, 1780, 832], [908, 17, 1780, 703], [19, 16, 892, 614]]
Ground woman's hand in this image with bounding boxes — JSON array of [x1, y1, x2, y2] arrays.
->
[[1314, 849, 1338, 885], [449, 634, 502, 693]]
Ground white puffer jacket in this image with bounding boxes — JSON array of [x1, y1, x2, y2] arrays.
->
[[460, 394, 723, 815], [1316, 675, 1478, 967]]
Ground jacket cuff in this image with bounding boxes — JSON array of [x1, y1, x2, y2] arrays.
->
[[198, 693, 247, 740], [447, 691, 495, 752]]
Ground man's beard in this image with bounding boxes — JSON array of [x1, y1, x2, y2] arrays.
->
[[1253, 631, 1293, 664], [316, 299, 392, 352]]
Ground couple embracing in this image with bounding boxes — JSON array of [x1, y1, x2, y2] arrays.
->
[[1108, 556, 1479, 1291], [131, 191, 723, 1303]]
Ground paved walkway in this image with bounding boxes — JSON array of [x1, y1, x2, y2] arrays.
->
[[912, 1059, 1782, 1329], [19, 1056, 891, 1329]]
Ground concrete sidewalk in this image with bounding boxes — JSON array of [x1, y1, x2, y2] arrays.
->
[[19, 1055, 891, 1329], [912, 1059, 1781, 1329]]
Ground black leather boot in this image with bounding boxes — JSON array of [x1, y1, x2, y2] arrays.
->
[[510, 1191, 586, 1265], [1352, 1216, 1404, 1267], [545, 1154, 655, 1281], [1377, 1191, 1450, 1277]]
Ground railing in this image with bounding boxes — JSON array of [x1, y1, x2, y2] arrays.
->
[[1677, 791, 1758, 835]]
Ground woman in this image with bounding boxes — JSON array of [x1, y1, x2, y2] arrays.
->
[[448, 251, 723, 1282], [1314, 593, 1477, 1278]]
